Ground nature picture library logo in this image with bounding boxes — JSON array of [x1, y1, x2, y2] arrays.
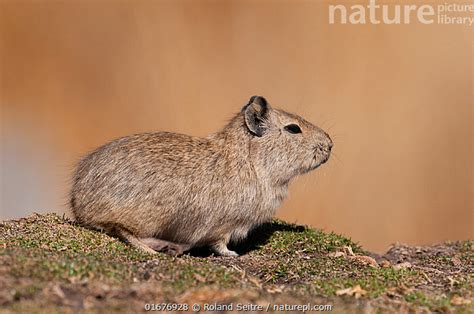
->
[[328, 0, 474, 25]]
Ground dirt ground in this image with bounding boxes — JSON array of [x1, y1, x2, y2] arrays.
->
[[1, 213, 472, 313]]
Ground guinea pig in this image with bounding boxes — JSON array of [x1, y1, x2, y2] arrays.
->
[[70, 96, 332, 256]]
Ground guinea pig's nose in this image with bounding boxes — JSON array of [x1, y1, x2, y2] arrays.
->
[[328, 139, 333, 151]]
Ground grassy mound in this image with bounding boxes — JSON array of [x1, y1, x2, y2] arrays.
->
[[1, 213, 472, 313]]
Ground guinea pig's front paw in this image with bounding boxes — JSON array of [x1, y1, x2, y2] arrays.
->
[[211, 242, 239, 257], [220, 249, 239, 257]]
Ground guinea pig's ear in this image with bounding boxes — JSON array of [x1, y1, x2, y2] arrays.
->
[[243, 96, 268, 137]]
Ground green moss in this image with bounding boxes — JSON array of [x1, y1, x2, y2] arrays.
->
[[246, 219, 360, 256], [1, 213, 472, 313]]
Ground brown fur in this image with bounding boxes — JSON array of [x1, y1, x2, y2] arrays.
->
[[70, 96, 332, 256]]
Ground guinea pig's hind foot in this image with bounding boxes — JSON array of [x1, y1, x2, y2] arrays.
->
[[141, 238, 191, 256], [211, 241, 239, 257], [114, 229, 157, 255]]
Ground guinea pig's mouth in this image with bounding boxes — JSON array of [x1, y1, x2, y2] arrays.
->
[[309, 152, 331, 170], [320, 152, 331, 164]]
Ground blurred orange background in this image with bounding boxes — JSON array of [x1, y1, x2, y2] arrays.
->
[[1, 0, 472, 252]]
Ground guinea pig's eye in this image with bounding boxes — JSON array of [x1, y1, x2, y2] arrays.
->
[[284, 124, 302, 134]]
